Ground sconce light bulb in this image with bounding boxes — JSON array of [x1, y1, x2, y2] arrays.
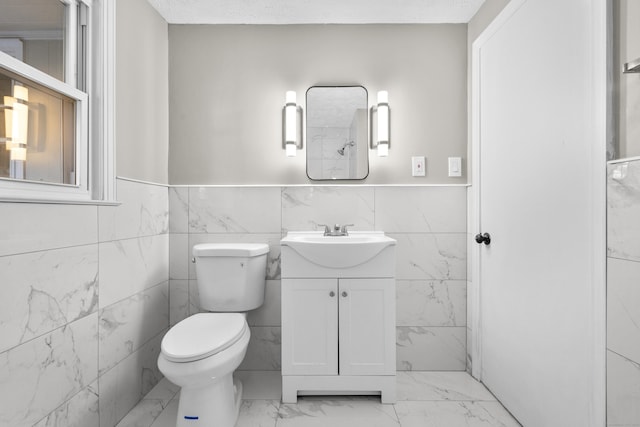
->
[[286, 143, 297, 157]]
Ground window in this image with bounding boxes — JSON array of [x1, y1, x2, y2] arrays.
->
[[0, 65, 85, 186], [0, 0, 114, 202]]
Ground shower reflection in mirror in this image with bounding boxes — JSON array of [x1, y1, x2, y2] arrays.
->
[[337, 140, 355, 156]]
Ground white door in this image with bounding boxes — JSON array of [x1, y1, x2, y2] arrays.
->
[[338, 279, 395, 375], [472, 0, 606, 426], [281, 278, 338, 375]]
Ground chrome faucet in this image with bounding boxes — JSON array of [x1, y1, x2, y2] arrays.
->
[[319, 223, 354, 236]]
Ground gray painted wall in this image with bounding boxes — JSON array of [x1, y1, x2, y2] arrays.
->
[[116, 0, 169, 184], [168, 24, 467, 185]]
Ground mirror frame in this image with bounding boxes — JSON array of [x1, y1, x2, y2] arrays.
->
[[305, 85, 369, 181]]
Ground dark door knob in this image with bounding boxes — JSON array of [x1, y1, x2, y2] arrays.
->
[[475, 233, 491, 245]]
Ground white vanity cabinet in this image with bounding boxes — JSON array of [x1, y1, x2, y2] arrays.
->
[[280, 232, 396, 403], [282, 278, 395, 376]]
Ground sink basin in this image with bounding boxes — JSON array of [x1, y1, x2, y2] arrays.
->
[[281, 231, 396, 269]]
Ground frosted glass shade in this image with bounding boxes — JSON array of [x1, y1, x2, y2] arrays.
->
[[13, 85, 29, 102], [377, 142, 389, 157], [377, 90, 388, 104], [285, 104, 297, 143], [12, 102, 28, 145], [286, 91, 296, 105], [377, 104, 389, 144], [10, 146, 26, 161], [3, 96, 14, 149], [284, 91, 300, 156]]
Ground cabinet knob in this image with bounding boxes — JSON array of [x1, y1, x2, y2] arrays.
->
[[329, 291, 335, 297], [342, 291, 348, 297]]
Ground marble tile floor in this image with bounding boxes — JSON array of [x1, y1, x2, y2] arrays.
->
[[116, 371, 521, 427]]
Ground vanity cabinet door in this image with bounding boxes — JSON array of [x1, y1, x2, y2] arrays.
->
[[338, 278, 396, 376], [281, 278, 338, 376]]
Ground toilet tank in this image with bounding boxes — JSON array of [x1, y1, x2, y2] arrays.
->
[[192, 243, 269, 312]]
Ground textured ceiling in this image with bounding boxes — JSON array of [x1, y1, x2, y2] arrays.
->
[[146, 0, 485, 24]]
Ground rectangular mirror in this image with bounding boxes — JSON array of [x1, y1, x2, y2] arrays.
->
[[306, 86, 369, 180]]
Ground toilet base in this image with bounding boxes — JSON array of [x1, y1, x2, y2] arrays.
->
[[175, 374, 243, 427]]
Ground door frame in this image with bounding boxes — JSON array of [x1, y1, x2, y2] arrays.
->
[[468, 0, 608, 425]]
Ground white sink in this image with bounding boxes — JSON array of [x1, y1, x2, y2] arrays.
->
[[281, 231, 396, 269]]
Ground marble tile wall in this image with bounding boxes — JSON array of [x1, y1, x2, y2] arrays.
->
[[169, 185, 468, 372], [607, 160, 640, 426], [0, 178, 169, 427]]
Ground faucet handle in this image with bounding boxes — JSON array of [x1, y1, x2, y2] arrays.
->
[[317, 224, 331, 235], [341, 224, 355, 235]]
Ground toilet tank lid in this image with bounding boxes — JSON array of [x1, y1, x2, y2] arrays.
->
[[193, 243, 269, 257]]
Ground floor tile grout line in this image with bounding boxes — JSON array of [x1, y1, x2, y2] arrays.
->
[[391, 402, 402, 426]]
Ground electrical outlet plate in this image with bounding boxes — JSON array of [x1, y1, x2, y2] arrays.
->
[[412, 156, 426, 177]]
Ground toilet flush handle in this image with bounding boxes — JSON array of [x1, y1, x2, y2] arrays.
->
[[191, 257, 196, 263]]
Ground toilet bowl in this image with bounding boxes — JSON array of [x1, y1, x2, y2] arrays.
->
[[157, 243, 268, 427], [158, 313, 250, 426]]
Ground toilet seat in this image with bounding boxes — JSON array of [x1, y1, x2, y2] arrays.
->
[[161, 313, 248, 363]]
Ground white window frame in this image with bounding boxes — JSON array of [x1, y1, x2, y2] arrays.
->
[[0, 0, 115, 203]]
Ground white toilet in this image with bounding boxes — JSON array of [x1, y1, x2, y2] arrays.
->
[[158, 243, 269, 427]]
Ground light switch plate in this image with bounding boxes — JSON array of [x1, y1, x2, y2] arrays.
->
[[448, 157, 462, 177], [412, 156, 426, 177]]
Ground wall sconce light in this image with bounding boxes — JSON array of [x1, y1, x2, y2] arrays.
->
[[370, 91, 390, 157], [283, 91, 302, 157], [2, 84, 28, 179], [1, 96, 12, 144]]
